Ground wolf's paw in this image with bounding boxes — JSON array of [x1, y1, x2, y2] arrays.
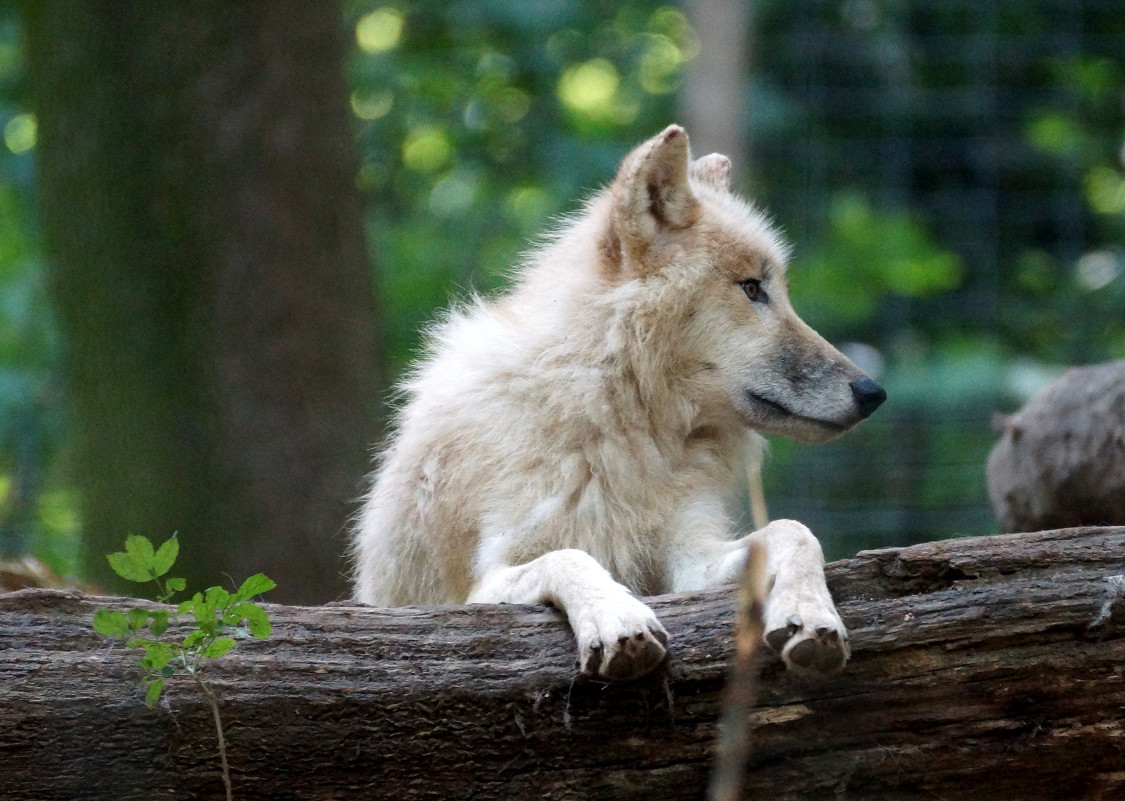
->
[[572, 595, 669, 681], [763, 594, 849, 677]]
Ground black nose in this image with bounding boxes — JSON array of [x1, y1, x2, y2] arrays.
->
[[850, 377, 887, 418]]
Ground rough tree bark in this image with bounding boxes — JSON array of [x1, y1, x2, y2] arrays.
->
[[988, 359, 1125, 532], [20, 1, 378, 603], [1, 527, 1123, 801]]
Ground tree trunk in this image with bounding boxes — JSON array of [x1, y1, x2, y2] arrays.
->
[[2, 528, 1123, 800], [20, 1, 377, 603], [679, 0, 752, 180]]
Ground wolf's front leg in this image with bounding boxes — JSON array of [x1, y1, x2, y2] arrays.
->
[[708, 519, 849, 675], [468, 549, 668, 680]]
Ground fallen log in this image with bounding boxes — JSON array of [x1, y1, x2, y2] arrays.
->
[[987, 359, 1125, 532], [1, 527, 1123, 801]]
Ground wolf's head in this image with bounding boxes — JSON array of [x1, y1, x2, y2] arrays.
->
[[598, 125, 885, 444]]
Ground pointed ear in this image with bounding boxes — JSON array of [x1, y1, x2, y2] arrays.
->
[[690, 153, 732, 191], [609, 125, 700, 257]]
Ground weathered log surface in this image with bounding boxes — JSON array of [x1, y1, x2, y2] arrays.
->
[[987, 359, 1125, 532], [1, 527, 1123, 801]]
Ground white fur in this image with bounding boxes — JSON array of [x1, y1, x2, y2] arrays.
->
[[352, 126, 882, 679]]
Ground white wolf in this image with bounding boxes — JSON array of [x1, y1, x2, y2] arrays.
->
[[353, 125, 886, 680]]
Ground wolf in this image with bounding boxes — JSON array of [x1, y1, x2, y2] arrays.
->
[[352, 125, 886, 681]]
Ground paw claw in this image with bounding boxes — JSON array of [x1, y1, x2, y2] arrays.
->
[[765, 626, 792, 653], [575, 597, 668, 681], [598, 628, 666, 680], [582, 643, 604, 676], [764, 598, 849, 677], [785, 629, 848, 674]]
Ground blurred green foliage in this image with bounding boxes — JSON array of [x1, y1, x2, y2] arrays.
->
[[0, 3, 76, 572], [795, 191, 964, 339], [0, 1, 1122, 570], [343, 0, 692, 373], [1014, 55, 1125, 364]]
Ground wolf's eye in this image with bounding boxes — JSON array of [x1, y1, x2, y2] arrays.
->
[[739, 278, 768, 304]]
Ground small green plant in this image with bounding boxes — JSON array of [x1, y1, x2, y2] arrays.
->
[[92, 534, 275, 801]]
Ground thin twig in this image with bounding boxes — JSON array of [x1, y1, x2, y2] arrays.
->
[[191, 673, 233, 801], [746, 459, 769, 531], [707, 542, 767, 801]]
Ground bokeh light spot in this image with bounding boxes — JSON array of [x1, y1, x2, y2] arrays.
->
[[1075, 250, 1119, 291], [356, 8, 404, 54], [430, 171, 478, 218], [558, 59, 621, 120], [1085, 166, 1125, 215], [648, 7, 699, 60], [506, 185, 550, 225], [402, 126, 453, 172], [639, 34, 684, 95], [4, 114, 36, 154], [351, 89, 394, 120], [496, 88, 531, 123]]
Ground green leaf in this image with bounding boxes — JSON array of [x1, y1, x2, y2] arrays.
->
[[232, 573, 276, 603], [106, 551, 153, 583], [93, 608, 129, 638], [233, 602, 272, 638], [182, 630, 207, 650], [138, 642, 173, 672], [126, 608, 150, 631], [195, 612, 220, 638], [149, 643, 173, 670], [177, 593, 201, 617], [151, 536, 179, 577], [149, 609, 171, 637], [124, 535, 156, 572], [144, 678, 165, 708], [203, 637, 236, 659], [204, 586, 230, 611], [165, 577, 187, 593], [187, 587, 225, 633]]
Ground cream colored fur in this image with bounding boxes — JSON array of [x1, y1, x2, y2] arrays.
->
[[353, 125, 884, 680]]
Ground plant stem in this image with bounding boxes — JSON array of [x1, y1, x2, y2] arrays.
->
[[707, 543, 767, 801], [150, 574, 170, 603], [191, 672, 233, 801]]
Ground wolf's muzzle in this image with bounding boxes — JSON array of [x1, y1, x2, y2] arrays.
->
[[849, 377, 887, 418]]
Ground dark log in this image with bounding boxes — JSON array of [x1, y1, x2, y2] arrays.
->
[[2, 527, 1124, 801], [987, 359, 1125, 532]]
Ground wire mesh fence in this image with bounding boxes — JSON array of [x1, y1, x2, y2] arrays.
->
[[750, 0, 1124, 554]]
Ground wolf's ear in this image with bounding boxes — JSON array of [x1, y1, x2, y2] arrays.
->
[[606, 125, 700, 266], [690, 153, 732, 191]]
